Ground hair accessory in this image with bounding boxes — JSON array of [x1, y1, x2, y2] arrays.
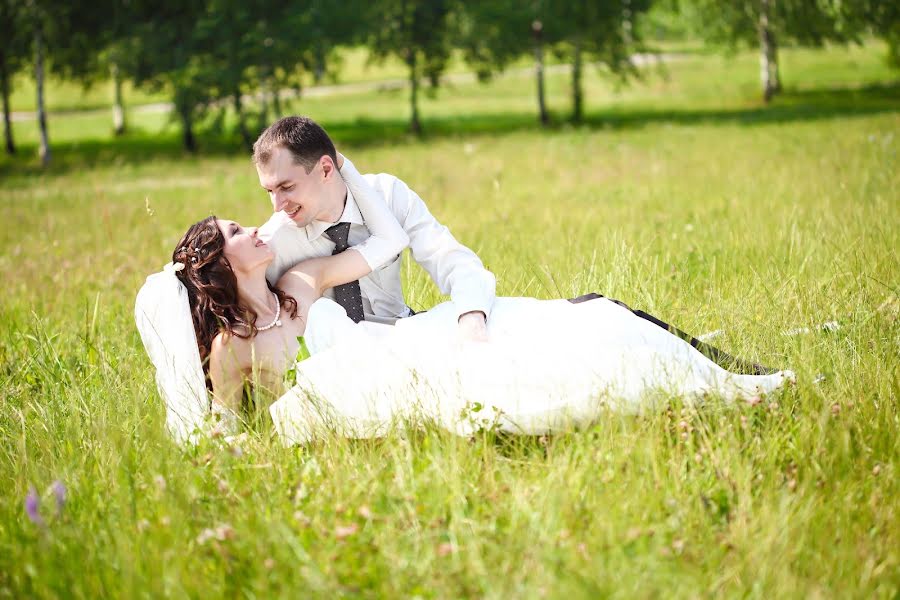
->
[[163, 261, 186, 274]]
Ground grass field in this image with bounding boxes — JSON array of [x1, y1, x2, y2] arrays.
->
[[1, 43, 898, 598]]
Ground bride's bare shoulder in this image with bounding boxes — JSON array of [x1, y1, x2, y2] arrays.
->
[[210, 330, 250, 367]]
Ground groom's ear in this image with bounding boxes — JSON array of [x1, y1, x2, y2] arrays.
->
[[319, 155, 337, 181]]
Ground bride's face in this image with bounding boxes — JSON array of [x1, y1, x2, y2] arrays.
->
[[216, 220, 272, 274]]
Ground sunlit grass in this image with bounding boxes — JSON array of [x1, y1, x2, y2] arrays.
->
[[0, 43, 897, 598]]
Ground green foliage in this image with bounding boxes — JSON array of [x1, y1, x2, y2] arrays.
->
[[24, 0, 114, 81], [123, 0, 356, 151], [457, 0, 655, 123], [365, 0, 456, 85], [0, 0, 117, 157], [283, 337, 311, 389], [664, 0, 900, 101], [454, 0, 534, 81], [363, 0, 459, 133], [548, 0, 654, 122], [669, 0, 900, 65], [840, 0, 900, 66], [8, 0, 897, 156], [0, 0, 29, 84], [672, 0, 855, 47]]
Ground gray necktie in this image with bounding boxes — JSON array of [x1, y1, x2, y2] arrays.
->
[[325, 222, 365, 323]]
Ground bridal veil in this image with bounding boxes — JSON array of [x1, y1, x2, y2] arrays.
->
[[134, 262, 217, 445]]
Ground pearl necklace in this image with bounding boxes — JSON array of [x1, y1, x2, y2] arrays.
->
[[256, 292, 283, 331]]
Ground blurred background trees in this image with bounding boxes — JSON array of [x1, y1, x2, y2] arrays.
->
[[661, 0, 899, 102], [0, 0, 29, 154], [1, 0, 897, 161], [5, 0, 111, 164], [543, 0, 653, 123], [363, 0, 457, 134]]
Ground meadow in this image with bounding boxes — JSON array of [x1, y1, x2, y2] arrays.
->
[[1, 43, 898, 598]]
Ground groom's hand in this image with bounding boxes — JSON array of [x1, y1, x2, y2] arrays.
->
[[458, 311, 488, 342]]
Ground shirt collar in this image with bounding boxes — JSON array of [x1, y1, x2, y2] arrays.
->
[[306, 188, 364, 241]]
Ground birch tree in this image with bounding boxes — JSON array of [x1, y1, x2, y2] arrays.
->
[[131, 0, 345, 152], [103, 2, 136, 136], [0, 0, 27, 155], [456, 0, 547, 123], [669, 0, 865, 102], [532, 19, 549, 125], [17, 0, 110, 165], [459, 0, 652, 125], [548, 0, 653, 123], [364, 0, 457, 134], [32, 10, 49, 165]]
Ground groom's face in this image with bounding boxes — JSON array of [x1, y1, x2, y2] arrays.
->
[[257, 146, 327, 228]]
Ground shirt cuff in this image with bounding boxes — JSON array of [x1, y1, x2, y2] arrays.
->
[[451, 271, 496, 321]]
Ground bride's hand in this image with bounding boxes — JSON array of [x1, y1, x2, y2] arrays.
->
[[458, 311, 488, 343]]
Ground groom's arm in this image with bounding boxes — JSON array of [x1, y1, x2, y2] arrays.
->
[[369, 173, 496, 324]]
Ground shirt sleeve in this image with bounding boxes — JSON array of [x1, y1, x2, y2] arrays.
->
[[340, 158, 410, 272], [386, 175, 496, 320]]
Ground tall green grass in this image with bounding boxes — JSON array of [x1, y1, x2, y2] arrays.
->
[[0, 44, 898, 598]]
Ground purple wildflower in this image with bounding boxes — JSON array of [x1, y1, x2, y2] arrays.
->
[[51, 480, 66, 514], [25, 486, 44, 526]]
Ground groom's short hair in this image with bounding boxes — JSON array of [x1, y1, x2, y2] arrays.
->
[[253, 116, 337, 173]]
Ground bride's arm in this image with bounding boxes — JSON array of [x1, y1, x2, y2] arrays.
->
[[281, 155, 410, 296], [336, 155, 410, 272]]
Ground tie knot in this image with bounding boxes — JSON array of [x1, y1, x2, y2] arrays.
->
[[325, 222, 351, 250]]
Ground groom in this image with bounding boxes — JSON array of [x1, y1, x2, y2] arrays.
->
[[255, 115, 773, 374], [255, 116, 495, 340]]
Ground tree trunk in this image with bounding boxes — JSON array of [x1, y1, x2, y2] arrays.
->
[[757, 0, 779, 103], [179, 106, 196, 153], [1, 54, 15, 155], [34, 24, 51, 166], [571, 37, 583, 123], [532, 20, 549, 126], [768, 33, 781, 93], [407, 48, 422, 135], [313, 45, 325, 85], [110, 62, 126, 136], [622, 0, 634, 46], [272, 84, 282, 119], [257, 87, 270, 135], [233, 90, 252, 151]]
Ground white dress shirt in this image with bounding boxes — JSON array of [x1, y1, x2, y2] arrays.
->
[[259, 158, 496, 324]]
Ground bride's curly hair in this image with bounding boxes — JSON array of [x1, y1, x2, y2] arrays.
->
[[172, 216, 298, 376]]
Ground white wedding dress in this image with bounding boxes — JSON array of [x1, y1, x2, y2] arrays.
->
[[270, 296, 794, 445]]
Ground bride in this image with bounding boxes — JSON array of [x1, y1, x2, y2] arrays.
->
[[137, 155, 794, 445]]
